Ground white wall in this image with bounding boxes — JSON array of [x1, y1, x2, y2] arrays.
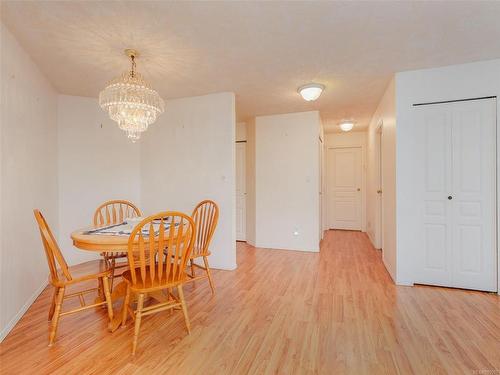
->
[[366, 78, 397, 281], [0, 24, 58, 341], [57, 95, 141, 265], [141, 92, 236, 270], [324, 132, 368, 232], [395, 59, 500, 288], [255, 111, 320, 252]]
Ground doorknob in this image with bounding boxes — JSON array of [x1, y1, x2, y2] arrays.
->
[[357, 188, 361, 191], [377, 190, 382, 194], [448, 196, 452, 200]]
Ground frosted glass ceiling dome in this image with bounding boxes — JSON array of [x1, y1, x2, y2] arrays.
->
[[298, 83, 325, 101]]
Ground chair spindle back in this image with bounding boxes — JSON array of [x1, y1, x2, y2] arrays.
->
[[34, 209, 72, 283], [127, 212, 195, 286], [93, 200, 141, 227], [191, 200, 219, 258]]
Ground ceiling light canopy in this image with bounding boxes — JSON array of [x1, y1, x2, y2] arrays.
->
[[298, 83, 325, 101], [339, 120, 354, 132], [99, 49, 165, 142]]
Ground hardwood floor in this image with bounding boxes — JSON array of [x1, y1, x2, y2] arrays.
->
[[1, 230, 499, 374]]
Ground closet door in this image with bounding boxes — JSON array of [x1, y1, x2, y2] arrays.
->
[[415, 105, 453, 287], [450, 99, 496, 291], [415, 98, 497, 292]]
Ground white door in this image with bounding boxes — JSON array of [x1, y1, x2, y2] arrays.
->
[[327, 147, 362, 230], [236, 143, 246, 241], [415, 98, 497, 292]]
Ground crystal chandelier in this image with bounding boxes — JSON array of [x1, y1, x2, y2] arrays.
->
[[99, 49, 165, 142]]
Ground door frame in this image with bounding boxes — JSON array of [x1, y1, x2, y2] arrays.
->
[[235, 141, 247, 241], [319, 136, 324, 242], [497, 97, 500, 294], [326, 144, 366, 232], [375, 120, 384, 250]]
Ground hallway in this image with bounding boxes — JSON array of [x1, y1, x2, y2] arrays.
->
[[1, 230, 499, 374]]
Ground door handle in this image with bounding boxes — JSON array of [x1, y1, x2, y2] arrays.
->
[[377, 190, 382, 194], [357, 188, 361, 192], [447, 196, 452, 200]]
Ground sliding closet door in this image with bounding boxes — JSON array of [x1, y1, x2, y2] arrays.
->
[[415, 98, 497, 292], [415, 106, 453, 287], [450, 99, 496, 291]]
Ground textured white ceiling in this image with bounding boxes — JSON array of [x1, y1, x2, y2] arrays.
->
[[2, 1, 500, 132]]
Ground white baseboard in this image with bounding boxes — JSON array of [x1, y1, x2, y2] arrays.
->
[[395, 279, 414, 287], [0, 281, 48, 342]]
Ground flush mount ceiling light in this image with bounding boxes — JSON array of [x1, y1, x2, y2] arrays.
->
[[99, 49, 165, 142], [297, 83, 325, 101], [339, 120, 355, 132]]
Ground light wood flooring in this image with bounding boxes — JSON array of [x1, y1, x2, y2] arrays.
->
[[0, 230, 499, 374]]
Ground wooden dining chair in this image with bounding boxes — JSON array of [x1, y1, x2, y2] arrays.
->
[[93, 200, 142, 288], [121, 212, 196, 355], [34, 209, 114, 346], [188, 200, 219, 294]]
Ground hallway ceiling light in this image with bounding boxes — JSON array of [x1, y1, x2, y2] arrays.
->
[[339, 120, 354, 132], [99, 49, 165, 142], [298, 83, 325, 101]]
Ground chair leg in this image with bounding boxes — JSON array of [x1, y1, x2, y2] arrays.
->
[[48, 287, 59, 321], [190, 259, 195, 278], [203, 256, 215, 295], [132, 293, 145, 355], [121, 284, 131, 327], [102, 253, 110, 268], [109, 258, 116, 291], [177, 285, 191, 334], [168, 288, 173, 315], [97, 277, 105, 302], [101, 276, 114, 322], [48, 287, 65, 346]]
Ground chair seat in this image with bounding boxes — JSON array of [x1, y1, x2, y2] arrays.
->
[[122, 265, 188, 291], [53, 259, 111, 286]]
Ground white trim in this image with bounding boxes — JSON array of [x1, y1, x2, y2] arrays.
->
[[375, 120, 384, 250], [0, 282, 48, 342], [496, 96, 500, 295], [235, 142, 247, 241]]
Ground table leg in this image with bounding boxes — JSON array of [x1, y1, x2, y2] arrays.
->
[[107, 281, 127, 332]]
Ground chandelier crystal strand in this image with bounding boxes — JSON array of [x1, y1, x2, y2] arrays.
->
[[99, 50, 164, 142]]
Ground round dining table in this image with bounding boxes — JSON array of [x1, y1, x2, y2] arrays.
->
[[71, 228, 132, 252], [71, 226, 172, 332]]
